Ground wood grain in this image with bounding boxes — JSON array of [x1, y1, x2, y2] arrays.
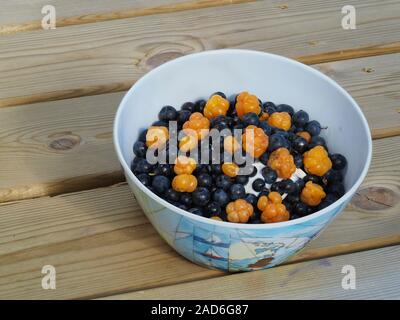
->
[[0, 136, 398, 299], [0, 54, 399, 203], [103, 246, 400, 300], [0, 0, 255, 35], [1, 0, 400, 106]]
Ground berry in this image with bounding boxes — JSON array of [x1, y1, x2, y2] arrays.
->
[[280, 179, 298, 194], [301, 181, 326, 206], [324, 169, 343, 184], [133, 141, 147, 158], [204, 95, 230, 119], [224, 136, 241, 154], [210, 115, 230, 130], [146, 126, 169, 148], [292, 110, 309, 127], [242, 125, 269, 158], [174, 156, 197, 175], [235, 175, 249, 185], [293, 202, 309, 217], [205, 202, 221, 217], [327, 182, 345, 197], [268, 112, 292, 131], [317, 193, 338, 210], [276, 104, 295, 116], [303, 145, 332, 176], [222, 162, 239, 177], [134, 159, 153, 174], [215, 175, 233, 190], [259, 121, 273, 136], [259, 152, 269, 165], [309, 136, 327, 149], [242, 112, 260, 126], [261, 167, 278, 184], [154, 164, 172, 177], [137, 173, 151, 187], [138, 129, 147, 142], [213, 189, 230, 207], [183, 112, 210, 140], [179, 134, 198, 152], [159, 105, 178, 121], [305, 120, 321, 136], [268, 147, 296, 179], [212, 91, 227, 99], [294, 178, 305, 191], [192, 187, 211, 206], [235, 92, 261, 118], [211, 164, 222, 175], [262, 101, 277, 115], [252, 178, 265, 192], [330, 153, 347, 170], [197, 173, 213, 188], [181, 101, 196, 113], [226, 199, 254, 223], [177, 109, 191, 125], [268, 133, 290, 152], [189, 207, 204, 216], [165, 188, 180, 202], [259, 192, 289, 223], [294, 153, 303, 168], [195, 99, 206, 113], [180, 193, 193, 206], [152, 175, 170, 194], [249, 165, 258, 177], [292, 136, 308, 153], [296, 131, 311, 143], [172, 174, 198, 192], [244, 193, 258, 207], [230, 184, 246, 200], [304, 174, 321, 185]]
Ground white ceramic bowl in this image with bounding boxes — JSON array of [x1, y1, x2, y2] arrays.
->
[[114, 49, 372, 271]]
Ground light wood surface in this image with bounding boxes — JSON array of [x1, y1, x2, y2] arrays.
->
[[1, 0, 400, 107], [0, 0, 399, 300], [0, 54, 399, 203], [104, 245, 400, 300], [0, 137, 398, 299]]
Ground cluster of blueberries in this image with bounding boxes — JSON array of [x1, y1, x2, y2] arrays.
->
[[131, 92, 347, 223]]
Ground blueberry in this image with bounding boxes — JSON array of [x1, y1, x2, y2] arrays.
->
[[165, 188, 180, 202], [244, 193, 258, 207], [292, 136, 308, 153], [205, 202, 222, 217], [292, 110, 309, 127], [192, 187, 210, 206], [330, 153, 347, 170], [304, 174, 321, 185], [268, 133, 290, 151], [270, 181, 283, 193], [294, 153, 303, 168], [181, 102, 195, 113], [317, 193, 337, 210], [230, 184, 245, 200], [211, 164, 222, 175], [285, 193, 300, 203], [134, 159, 153, 174], [152, 175, 170, 194], [138, 129, 147, 142], [210, 115, 229, 130], [175, 203, 189, 211], [259, 121, 273, 136], [177, 109, 191, 125], [197, 173, 213, 189], [294, 178, 305, 191], [324, 169, 343, 184], [276, 104, 294, 116], [137, 173, 151, 187], [262, 101, 277, 114], [154, 164, 172, 177], [252, 178, 265, 192], [293, 202, 309, 217], [242, 112, 260, 126], [259, 152, 269, 165], [215, 175, 233, 191], [195, 99, 206, 113], [131, 157, 141, 171], [213, 189, 230, 207], [133, 141, 147, 158], [305, 120, 321, 136], [212, 91, 226, 99], [188, 207, 204, 216], [235, 175, 249, 185], [327, 183, 345, 197], [309, 136, 327, 149], [159, 105, 178, 121], [249, 166, 258, 177], [180, 193, 193, 206], [261, 167, 278, 184], [280, 179, 298, 194]]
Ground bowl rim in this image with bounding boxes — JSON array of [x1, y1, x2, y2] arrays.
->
[[113, 49, 372, 229]]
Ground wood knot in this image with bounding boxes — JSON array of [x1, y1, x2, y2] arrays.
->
[[49, 135, 81, 151], [146, 51, 184, 68], [351, 187, 398, 211]]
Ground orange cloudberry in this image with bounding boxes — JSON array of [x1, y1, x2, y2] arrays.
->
[[226, 199, 254, 223], [258, 192, 289, 223], [224, 136, 241, 154], [303, 145, 332, 176], [174, 156, 197, 175], [242, 125, 269, 158], [183, 112, 210, 140], [268, 112, 292, 131], [204, 95, 230, 119], [296, 131, 311, 143], [222, 162, 239, 177], [146, 126, 169, 148], [267, 147, 296, 179], [301, 181, 326, 206], [235, 92, 261, 119], [172, 174, 198, 193]]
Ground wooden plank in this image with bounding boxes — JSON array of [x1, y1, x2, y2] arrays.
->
[[0, 0, 254, 35], [0, 136, 398, 299], [1, 0, 400, 106], [0, 54, 399, 203], [103, 246, 400, 299]]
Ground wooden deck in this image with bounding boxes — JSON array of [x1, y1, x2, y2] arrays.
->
[[0, 0, 399, 299]]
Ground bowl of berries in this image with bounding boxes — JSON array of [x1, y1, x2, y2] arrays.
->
[[114, 49, 372, 271]]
